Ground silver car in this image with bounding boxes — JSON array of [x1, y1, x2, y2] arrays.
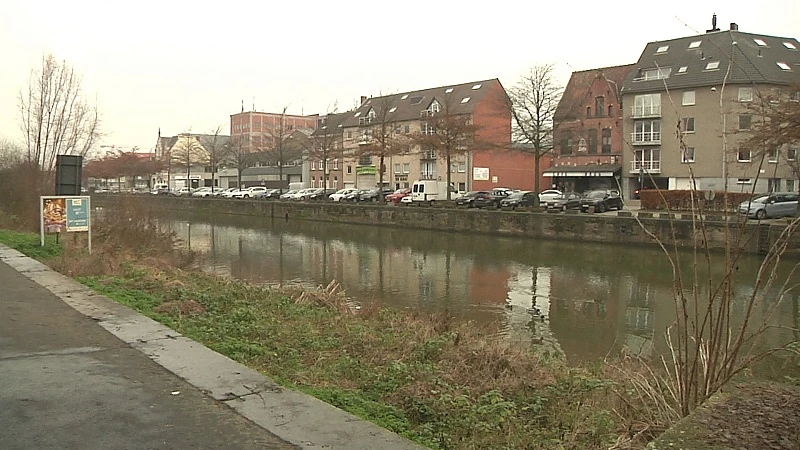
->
[[738, 192, 798, 219]]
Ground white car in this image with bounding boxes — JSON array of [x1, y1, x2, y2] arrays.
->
[[221, 189, 244, 198], [279, 189, 298, 200], [234, 186, 268, 199], [538, 189, 563, 202], [329, 188, 358, 202], [191, 187, 213, 197]]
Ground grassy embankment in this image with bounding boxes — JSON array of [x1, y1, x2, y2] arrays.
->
[[0, 213, 658, 449]]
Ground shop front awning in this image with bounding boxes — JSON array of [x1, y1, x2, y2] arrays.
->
[[543, 164, 621, 178]]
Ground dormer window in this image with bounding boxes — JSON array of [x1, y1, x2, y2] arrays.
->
[[688, 41, 702, 49], [429, 100, 441, 113], [637, 67, 671, 80], [656, 45, 669, 53], [367, 109, 376, 119]]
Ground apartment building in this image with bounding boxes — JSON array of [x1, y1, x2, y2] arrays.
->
[[229, 110, 319, 153], [307, 111, 350, 190], [339, 79, 512, 191], [154, 132, 230, 190], [621, 20, 800, 196], [548, 64, 636, 193]]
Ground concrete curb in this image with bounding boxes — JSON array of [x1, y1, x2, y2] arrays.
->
[[0, 245, 426, 450]]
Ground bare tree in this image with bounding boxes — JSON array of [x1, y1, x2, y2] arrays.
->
[[0, 138, 23, 170], [198, 127, 231, 193], [745, 86, 800, 182], [412, 93, 480, 200], [507, 64, 563, 203], [18, 54, 101, 177], [305, 108, 345, 189], [356, 96, 410, 191], [258, 106, 297, 193], [170, 133, 207, 190]]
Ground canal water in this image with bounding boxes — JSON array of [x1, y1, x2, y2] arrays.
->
[[167, 211, 799, 373]]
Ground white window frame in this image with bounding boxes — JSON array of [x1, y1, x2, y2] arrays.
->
[[768, 149, 779, 163], [737, 178, 753, 185], [682, 147, 695, 163], [682, 91, 696, 106], [403, 163, 410, 174], [458, 162, 466, 173], [705, 61, 720, 70], [682, 117, 695, 133], [394, 163, 401, 174], [738, 87, 753, 102], [788, 148, 798, 161], [738, 149, 752, 162]]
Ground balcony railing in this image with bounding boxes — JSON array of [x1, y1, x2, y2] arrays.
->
[[358, 136, 372, 145], [630, 160, 661, 174], [630, 132, 661, 145], [358, 117, 374, 126], [630, 105, 661, 118], [420, 172, 437, 180]]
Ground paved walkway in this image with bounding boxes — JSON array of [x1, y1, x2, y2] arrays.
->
[[0, 246, 424, 450]]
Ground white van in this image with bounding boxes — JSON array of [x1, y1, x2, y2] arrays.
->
[[410, 180, 460, 204], [150, 183, 169, 195]]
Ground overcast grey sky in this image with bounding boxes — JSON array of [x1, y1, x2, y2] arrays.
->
[[1, 0, 797, 153]]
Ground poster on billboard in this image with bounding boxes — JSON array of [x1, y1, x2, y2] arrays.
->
[[40, 196, 92, 253], [473, 167, 489, 181]]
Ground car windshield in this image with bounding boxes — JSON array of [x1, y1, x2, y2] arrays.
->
[[586, 191, 606, 199], [750, 196, 769, 204], [506, 192, 524, 199]]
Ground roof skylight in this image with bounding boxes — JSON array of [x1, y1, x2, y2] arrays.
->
[[688, 41, 701, 49], [777, 62, 791, 71], [784, 42, 798, 50], [445, 88, 454, 93], [678, 66, 688, 73], [705, 61, 720, 70], [754, 38, 767, 47], [354, 112, 361, 117], [389, 107, 397, 113], [471, 84, 482, 90], [461, 97, 471, 103], [656, 45, 669, 53], [401, 94, 409, 100]]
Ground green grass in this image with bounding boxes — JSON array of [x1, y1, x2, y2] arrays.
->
[[0, 229, 62, 259]]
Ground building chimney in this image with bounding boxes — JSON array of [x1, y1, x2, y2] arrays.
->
[[706, 13, 720, 33], [360, 96, 367, 105], [730, 22, 738, 31]]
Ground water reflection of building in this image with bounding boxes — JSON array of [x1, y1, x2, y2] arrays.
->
[[547, 268, 623, 362]]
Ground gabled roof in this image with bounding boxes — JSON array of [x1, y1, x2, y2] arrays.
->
[[311, 111, 351, 137], [622, 29, 800, 94], [340, 79, 503, 127], [555, 64, 636, 122]]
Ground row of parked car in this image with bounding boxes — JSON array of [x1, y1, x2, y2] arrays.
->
[[454, 188, 624, 212]]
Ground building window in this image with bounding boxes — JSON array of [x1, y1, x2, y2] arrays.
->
[[318, 160, 324, 170], [394, 163, 401, 174], [688, 40, 702, 49], [737, 178, 752, 185], [450, 163, 457, 173], [333, 159, 339, 170], [403, 163, 410, 174], [738, 149, 751, 162], [705, 61, 720, 70], [586, 106, 592, 118], [608, 105, 613, 117], [678, 66, 688, 73], [560, 131, 573, 155], [458, 182, 466, 192], [588, 129, 598, 154], [682, 117, 695, 133], [347, 165, 352, 174], [777, 62, 792, 71], [458, 162, 466, 173], [738, 87, 753, 102], [405, 125, 411, 133], [633, 120, 661, 143], [633, 93, 661, 116], [601, 128, 612, 153], [738, 114, 751, 130], [787, 179, 796, 192], [595, 97, 605, 117], [358, 155, 372, 166], [682, 147, 695, 163], [656, 45, 669, 53], [768, 149, 778, 163], [347, 131, 352, 139], [682, 91, 696, 106], [788, 148, 798, 161]]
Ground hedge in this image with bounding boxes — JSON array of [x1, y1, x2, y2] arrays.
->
[[639, 190, 753, 212]]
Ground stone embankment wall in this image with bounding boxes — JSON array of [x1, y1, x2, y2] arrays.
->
[[96, 196, 797, 255]]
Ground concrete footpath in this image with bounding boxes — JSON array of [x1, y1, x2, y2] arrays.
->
[[0, 245, 425, 450]]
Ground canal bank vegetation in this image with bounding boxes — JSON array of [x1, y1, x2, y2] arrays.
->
[[0, 196, 680, 448]]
